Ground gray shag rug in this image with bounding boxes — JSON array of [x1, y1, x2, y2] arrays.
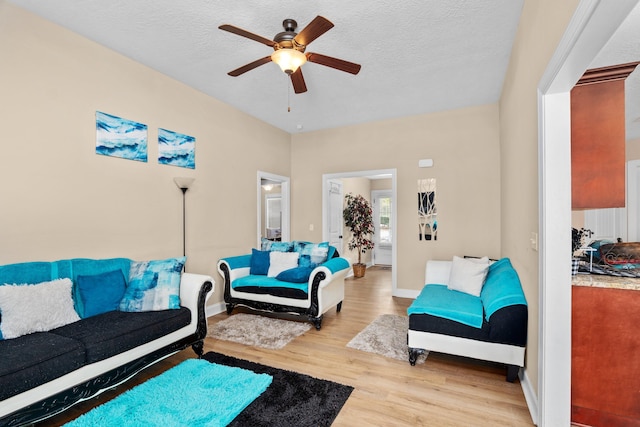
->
[[210, 313, 311, 349], [347, 314, 428, 364]]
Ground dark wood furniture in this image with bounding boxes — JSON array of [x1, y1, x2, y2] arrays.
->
[[571, 62, 639, 209]]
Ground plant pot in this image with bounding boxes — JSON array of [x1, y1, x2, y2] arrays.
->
[[353, 263, 366, 278]]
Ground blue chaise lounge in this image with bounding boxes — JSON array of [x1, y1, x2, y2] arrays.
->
[[407, 257, 528, 382]]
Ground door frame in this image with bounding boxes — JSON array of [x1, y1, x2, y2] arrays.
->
[[538, 0, 640, 424], [322, 169, 397, 293]]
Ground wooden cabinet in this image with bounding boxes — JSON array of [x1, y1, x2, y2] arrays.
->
[[572, 285, 640, 426], [571, 62, 639, 209]]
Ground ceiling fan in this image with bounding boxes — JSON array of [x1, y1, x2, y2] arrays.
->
[[219, 16, 361, 94]]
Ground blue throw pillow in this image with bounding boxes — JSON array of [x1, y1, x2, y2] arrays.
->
[[276, 266, 314, 283], [261, 238, 293, 252], [295, 242, 330, 268], [119, 257, 185, 312], [250, 249, 270, 275], [76, 269, 126, 318]]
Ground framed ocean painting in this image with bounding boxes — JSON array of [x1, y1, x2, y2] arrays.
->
[[158, 128, 195, 169], [96, 111, 148, 162]]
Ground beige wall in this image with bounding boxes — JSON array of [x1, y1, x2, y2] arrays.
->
[[499, 0, 581, 396], [291, 104, 502, 293], [0, 3, 290, 306], [371, 178, 392, 191], [628, 138, 640, 160]]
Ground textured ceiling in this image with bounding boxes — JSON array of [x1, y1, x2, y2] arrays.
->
[[7, 1, 640, 138], [8, 0, 523, 134]]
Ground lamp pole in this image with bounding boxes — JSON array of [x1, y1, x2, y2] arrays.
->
[[179, 186, 188, 258], [173, 177, 195, 269]]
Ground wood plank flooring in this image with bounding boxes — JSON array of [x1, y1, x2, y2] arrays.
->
[[42, 266, 534, 426]]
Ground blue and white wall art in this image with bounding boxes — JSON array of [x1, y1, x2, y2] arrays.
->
[[96, 111, 148, 162], [158, 128, 195, 169]]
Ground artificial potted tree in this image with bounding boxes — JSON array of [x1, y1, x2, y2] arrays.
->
[[343, 193, 375, 278]]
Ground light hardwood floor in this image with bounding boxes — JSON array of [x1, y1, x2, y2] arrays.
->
[[43, 266, 534, 426]]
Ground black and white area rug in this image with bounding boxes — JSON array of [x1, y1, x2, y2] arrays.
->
[[209, 313, 311, 349], [347, 314, 428, 364], [203, 352, 353, 427]]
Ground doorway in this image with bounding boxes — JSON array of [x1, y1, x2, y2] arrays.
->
[[257, 171, 290, 247], [322, 169, 398, 293], [372, 190, 392, 266]]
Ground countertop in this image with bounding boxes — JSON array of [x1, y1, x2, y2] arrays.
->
[[572, 273, 640, 291]]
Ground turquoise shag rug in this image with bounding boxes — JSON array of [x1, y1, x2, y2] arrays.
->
[[64, 359, 272, 427]]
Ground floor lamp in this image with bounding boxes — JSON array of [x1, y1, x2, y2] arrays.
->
[[173, 177, 195, 266]]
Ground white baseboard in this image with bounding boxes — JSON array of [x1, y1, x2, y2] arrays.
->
[[519, 367, 539, 425], [393, 288, 420, 299], [206, 302, 225, 318]]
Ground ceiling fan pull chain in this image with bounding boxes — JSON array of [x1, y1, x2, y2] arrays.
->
[[287, 76, 291, 112]]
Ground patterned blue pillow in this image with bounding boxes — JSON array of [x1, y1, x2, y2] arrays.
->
[[261, 238, 293, 252], [295, 242, 330, 269], [119, 257, 185, 312]]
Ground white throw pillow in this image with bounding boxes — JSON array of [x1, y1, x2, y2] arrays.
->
[[447, 256, 490, 297], [0, 278, 80, 339], [267, 251, 300, 278]]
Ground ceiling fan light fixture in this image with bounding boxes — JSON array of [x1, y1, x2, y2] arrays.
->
[[271, 48, 307, 74]]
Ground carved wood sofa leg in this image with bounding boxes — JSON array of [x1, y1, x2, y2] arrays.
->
[[312, 316, 323, 330], [225, 303, 235, 315], [408, 348, 421, 366], [192, 340, 204, 358]]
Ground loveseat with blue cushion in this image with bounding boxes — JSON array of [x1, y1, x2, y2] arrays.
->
[[217, 240, 351, 329], [0, 257, 214, 426], [407, 257, 528, 382]]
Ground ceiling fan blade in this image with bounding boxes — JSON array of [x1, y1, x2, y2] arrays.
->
[[294, 16, 334, 46], [228, 56, 272, 77], [306, 52, 361, 75], [290, 69, 307, 94], [219, 24, 276, 47]]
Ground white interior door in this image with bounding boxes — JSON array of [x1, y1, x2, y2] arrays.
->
[[372, 190, 392, 265], [327, 179, 343, 253]]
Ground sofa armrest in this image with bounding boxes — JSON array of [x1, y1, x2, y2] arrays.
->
[[487, 304, 528, 346], [180, 273, 214, 338], [321, 256, 351, 273], [217, 255, 251, 282], [311, 257, 351, 288]]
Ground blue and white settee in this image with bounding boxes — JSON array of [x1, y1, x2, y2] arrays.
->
[[217, 241, 351, 329], [407, 257, 528, 382]]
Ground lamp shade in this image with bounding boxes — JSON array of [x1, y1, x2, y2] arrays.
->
[[271, 49, 307, 74], [173, 177, 195, 190]]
